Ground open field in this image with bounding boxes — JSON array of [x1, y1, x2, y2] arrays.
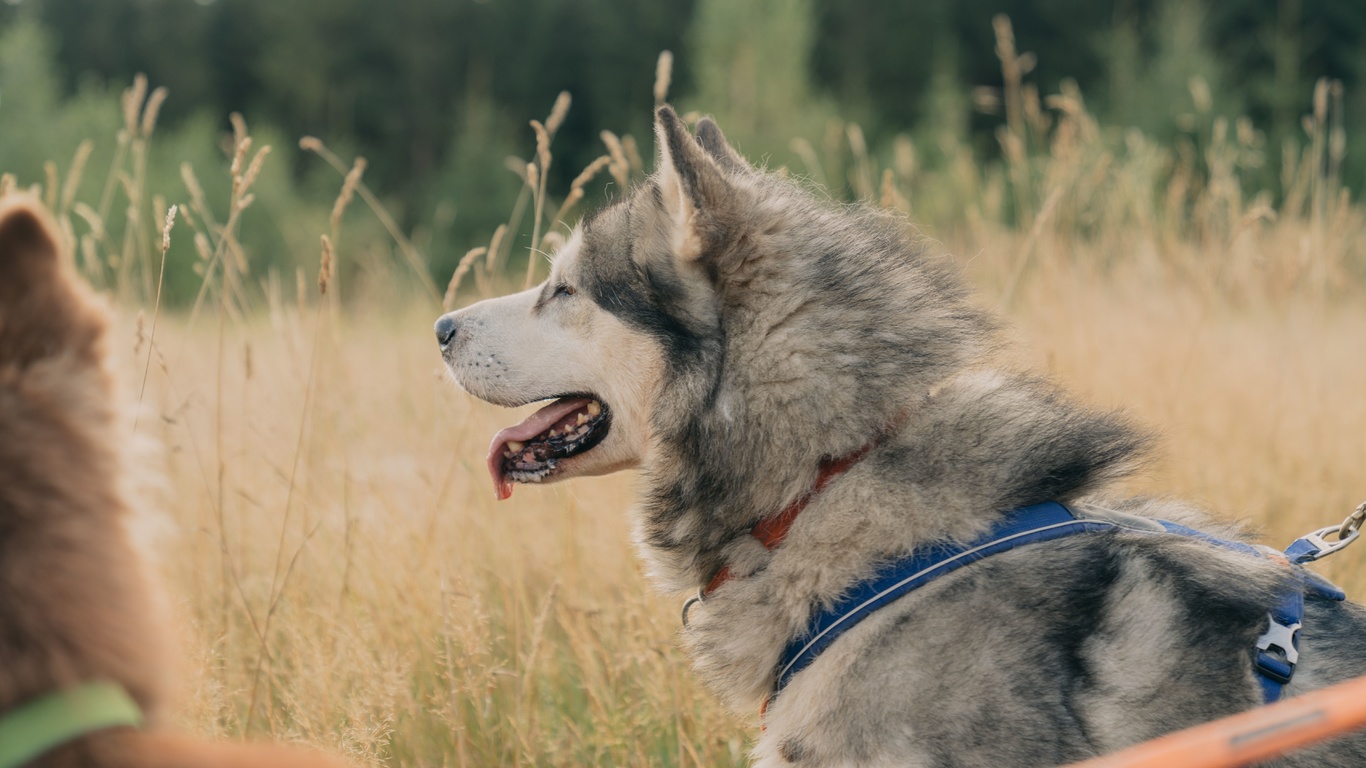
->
[[6, 35, 1365, 765], [115, 227, 1366, 766]]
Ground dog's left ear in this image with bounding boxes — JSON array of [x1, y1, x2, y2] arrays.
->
[[654, 105, 732, 264], [694, 117, 750, 174]]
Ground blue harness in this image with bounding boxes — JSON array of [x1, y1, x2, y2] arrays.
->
[[774, 501, 1346, 704]]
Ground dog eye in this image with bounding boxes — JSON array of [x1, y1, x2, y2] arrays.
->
[[552, 284, 576, 299]]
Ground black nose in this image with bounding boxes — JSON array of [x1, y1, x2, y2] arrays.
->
[[434, 315, 458, 347]]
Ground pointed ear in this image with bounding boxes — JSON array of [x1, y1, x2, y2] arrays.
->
[[694, 117, 750, 173], [654, 105, 730, 263], [0, 194, 103, 364], [0, 195, 62, 297]]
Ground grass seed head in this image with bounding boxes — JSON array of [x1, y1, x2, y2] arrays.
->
[[121, 74, 147, 136], [318, 234, 334, 297], [653, 50, 673, 105], [72, 202, 104, 239], [141, 87, 169, 139], [572, 156, 612, 192], [600, 130, 629, 188], [331, 157, 367, 233], [530, 120, 552, 175], [622, 134, 644, 174], [61, 140, 94, 212], [161, 204, 178, 253], [241, 145, 272, 194], [445, 246, 488, 310], [180, 162, 207, 214], [43, 161, 58, 210], [545, 91, 572, 136]]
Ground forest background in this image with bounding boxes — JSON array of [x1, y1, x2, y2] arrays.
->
[[1, 0, 1363, 301]]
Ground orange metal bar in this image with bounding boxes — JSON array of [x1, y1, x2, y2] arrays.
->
[[1065, 674, 1366, 768]]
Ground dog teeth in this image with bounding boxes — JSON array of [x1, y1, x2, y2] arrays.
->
[[587, 400, 601, 416], [507, 440, 524, 452], [576, 413, 589, 426], [548, 427, 559, 437]]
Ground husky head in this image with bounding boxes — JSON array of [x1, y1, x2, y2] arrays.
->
[[437, 107, 992, 543]]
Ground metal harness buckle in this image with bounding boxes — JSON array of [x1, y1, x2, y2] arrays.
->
[[1255, 615, 1301, 684]]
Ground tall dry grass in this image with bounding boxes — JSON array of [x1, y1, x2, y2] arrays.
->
[[8, 36, 1366, 767]]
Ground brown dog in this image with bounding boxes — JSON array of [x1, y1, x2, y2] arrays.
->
[[0, 195, 345, 768]]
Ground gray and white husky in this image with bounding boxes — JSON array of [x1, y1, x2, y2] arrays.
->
[[435, 106, 1366, 766]]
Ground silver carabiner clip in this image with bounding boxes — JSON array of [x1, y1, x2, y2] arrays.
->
[[1301, 524, 1361, 562]]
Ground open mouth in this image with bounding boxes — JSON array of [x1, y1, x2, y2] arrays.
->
[[486, 396, 612, 500]]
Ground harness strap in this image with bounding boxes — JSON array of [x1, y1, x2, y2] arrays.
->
[[773, 502, 1344, 705], [775, 502, 1103, 691], [0, 681, 144, 768]]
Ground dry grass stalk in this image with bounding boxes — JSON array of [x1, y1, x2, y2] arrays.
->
[[230, 112, 248, 155], [444, 246, 488, 311], [72, 202, 104, 239], [622, 134, 645, 174], [551, 155, 612, 225], [530, 120, 552, 174], [180, 162, 209, 220], [61, 140, 94, 213], [299, 135, 441, 303], [161, 204, 178, 253], [318, 235, 334, 297], [525, 161, 539, 195], [43, 161, 59, 211], [545, 91, 572, 137], [140, 87, 169, 139], [846, 124, 874, 200], [484, 224, 508, 281], [879, 168, 909, 214], [600, 130, 630, 188], [240, 146, 272, 196], [132, 203, 177, 431], [789, 137, 827, 188], [524, 96, 569, 290], [132, 310, 145, 357], [654, 50, 673, 104], [121, 74, 147, 137], [331, 157, 368, 233]]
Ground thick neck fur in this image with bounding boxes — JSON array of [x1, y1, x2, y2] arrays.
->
[[634, 169, 1002, 592], [629, 168, 1148, 701]]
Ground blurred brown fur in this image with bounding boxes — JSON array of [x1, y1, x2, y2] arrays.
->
[[0, 194, 345, 768]]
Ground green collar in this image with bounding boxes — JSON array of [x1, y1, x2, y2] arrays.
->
[[0, 681, 144, 768]]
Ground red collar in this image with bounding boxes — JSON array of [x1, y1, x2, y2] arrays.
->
[[703, 440, 880, 596]]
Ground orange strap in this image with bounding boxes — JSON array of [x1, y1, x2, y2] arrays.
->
[[1065, 673, 1366, 768]]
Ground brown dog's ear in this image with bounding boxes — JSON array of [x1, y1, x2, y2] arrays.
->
[[0, 194, 103, 364], [654, 105, 732, 263], [694, 117, 750, 174], [0, 195, 62, 301]]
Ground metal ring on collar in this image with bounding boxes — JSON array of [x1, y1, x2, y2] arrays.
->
[[681, 590, 703, 628]]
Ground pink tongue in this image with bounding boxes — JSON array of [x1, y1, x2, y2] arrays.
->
[[486, 397, 593, 500]]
